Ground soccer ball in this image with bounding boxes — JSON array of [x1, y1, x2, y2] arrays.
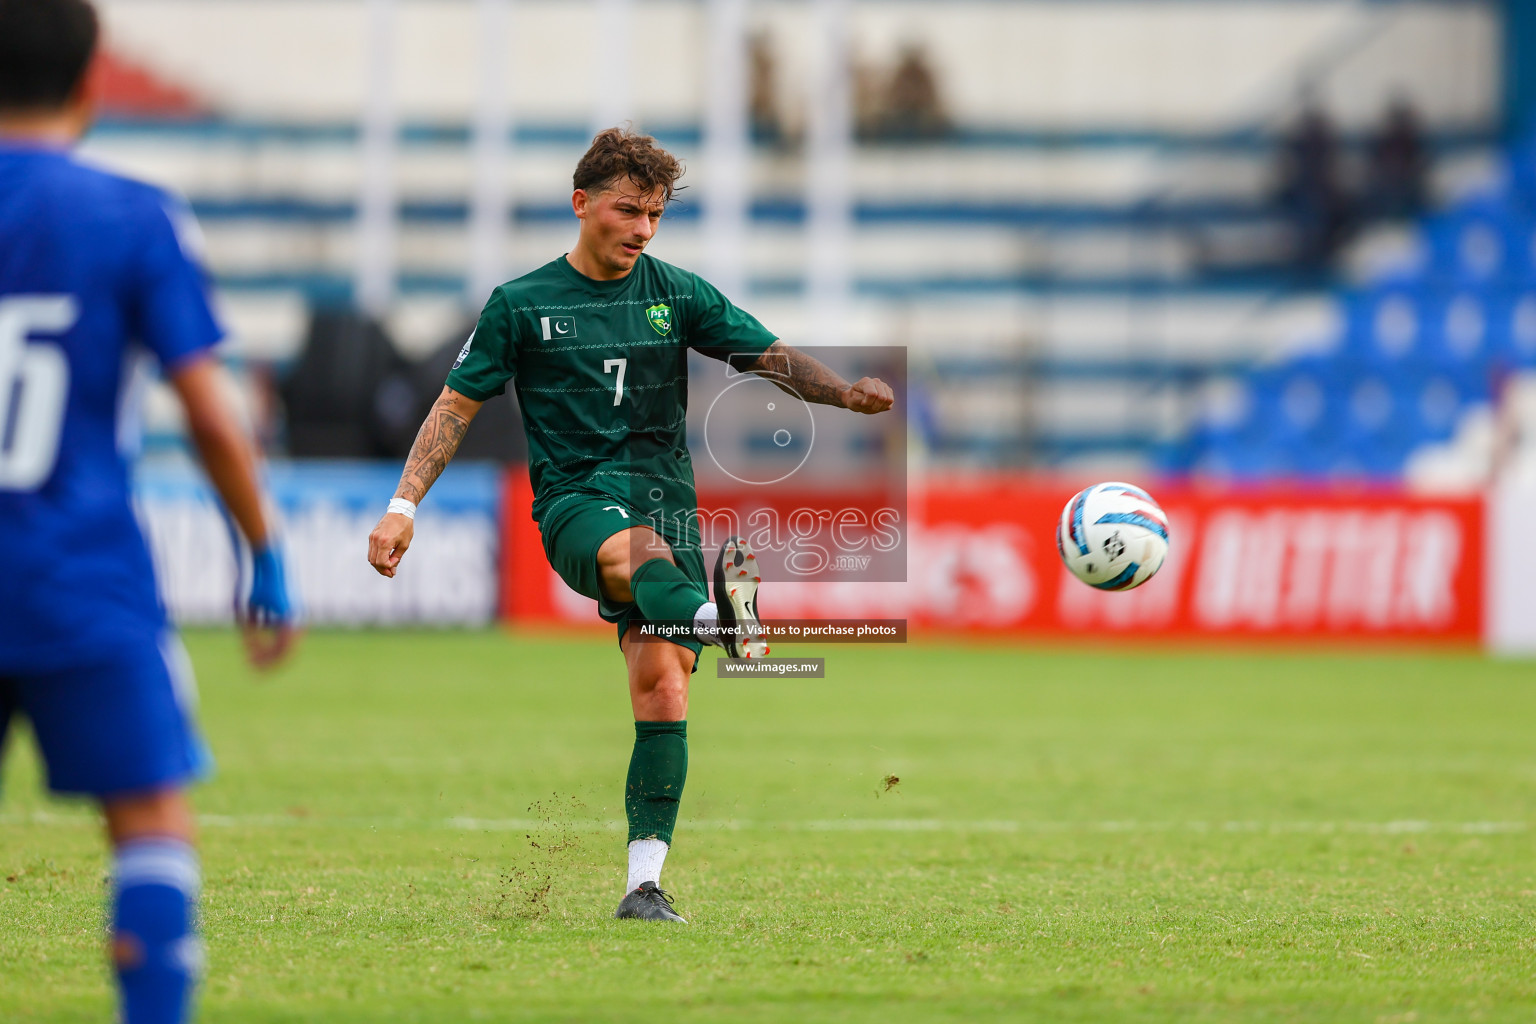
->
[[1056, 482, 1169, 591]]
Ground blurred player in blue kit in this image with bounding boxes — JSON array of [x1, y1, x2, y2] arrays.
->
[[0, 1, 297, 1021]]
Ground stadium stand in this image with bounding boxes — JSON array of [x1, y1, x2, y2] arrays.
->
[[1179, 133, 1536, 488], [83, 0, 1500, 469]]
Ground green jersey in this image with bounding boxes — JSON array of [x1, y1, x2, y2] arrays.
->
[[446, 254, 778, 543]]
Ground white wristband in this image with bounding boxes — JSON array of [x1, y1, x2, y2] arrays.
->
[[387, 497, 417, 520]]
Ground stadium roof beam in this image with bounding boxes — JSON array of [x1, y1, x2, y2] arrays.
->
[[590, 0, 635, 137], [806, 0, 854, 347], [468, 0, 515, 304], [356, 0, 399, 316], [702, 0, 750, 302]]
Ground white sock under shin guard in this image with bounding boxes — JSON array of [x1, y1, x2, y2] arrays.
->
[[627, 839, 669, 891]]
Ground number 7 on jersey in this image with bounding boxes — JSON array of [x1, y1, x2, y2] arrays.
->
[[603, 357, 627, 406]]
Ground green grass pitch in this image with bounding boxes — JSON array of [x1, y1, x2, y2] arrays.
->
[[2, 630, 1534, 1022]]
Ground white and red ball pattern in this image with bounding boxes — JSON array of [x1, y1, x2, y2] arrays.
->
[[1056, 482, 1170, 591]]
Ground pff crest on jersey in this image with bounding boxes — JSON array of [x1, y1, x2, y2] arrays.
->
[[646, 303, 673, 336]]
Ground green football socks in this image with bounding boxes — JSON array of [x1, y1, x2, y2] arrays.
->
[[625, 561, 698, 845], [630, 557, 709, 630], [626, 720, 688, 845]]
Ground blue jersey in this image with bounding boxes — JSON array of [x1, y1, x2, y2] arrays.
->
[[0, 141, 222, 673]]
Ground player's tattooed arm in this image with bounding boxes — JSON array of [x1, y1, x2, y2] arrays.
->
[[371, 387, 484, 579], [742, 340, 896, 415], [396, 387, 484, 503], [748, 341, 849, 406]]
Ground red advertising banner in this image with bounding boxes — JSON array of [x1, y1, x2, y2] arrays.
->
[[919, 479, 1482, 642], [499, 473, 1483, 643]]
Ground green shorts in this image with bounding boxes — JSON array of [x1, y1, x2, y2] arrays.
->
[[540, 495, 708, 660]]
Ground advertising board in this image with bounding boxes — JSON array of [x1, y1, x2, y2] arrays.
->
[[501, 476, 1483, 644]]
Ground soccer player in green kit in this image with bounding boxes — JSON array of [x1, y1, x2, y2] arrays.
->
[[367, 128, 894, 922]]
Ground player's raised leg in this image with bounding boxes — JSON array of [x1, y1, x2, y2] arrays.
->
[[598, 525, 720, 649], [598, 526, 768, 659]]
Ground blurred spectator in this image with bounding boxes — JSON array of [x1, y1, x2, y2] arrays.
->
[[1275, 104, 1350, 274], [748, 32, 784, 146], [851, 50, 885, 142], [280, 310, 415, 458], [1364, 98, 1428, 222], [280, 311, 527, 461], [879, 44, 951, 141]]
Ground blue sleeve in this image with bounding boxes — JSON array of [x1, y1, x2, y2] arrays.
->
[[129, 191, 224, 373]]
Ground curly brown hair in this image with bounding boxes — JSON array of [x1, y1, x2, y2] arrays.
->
[[573, 127, 685, 203]]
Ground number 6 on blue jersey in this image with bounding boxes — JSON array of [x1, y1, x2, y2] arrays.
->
[[0, 295, 75, 491]]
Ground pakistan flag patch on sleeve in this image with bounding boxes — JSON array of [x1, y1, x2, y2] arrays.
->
[[646, 303, 673, 336]]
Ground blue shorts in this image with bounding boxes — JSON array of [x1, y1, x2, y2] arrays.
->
[[0, 632, 212, 799]]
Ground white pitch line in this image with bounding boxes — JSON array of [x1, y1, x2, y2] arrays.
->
[[0, 811, 1526, 836]]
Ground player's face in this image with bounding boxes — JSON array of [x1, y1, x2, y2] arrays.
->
[[572, 179, 666, 279]]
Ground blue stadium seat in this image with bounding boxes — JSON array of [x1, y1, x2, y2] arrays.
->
[[1352, 437, 1416, 478], [1343, 372, 1402, 440], [1407, 366, 1487, 443], [1419, 289, 1493, 367], [1208, 437, 1296, 481], [1291, 434, 1406, 482], [1342, 286, 1433, 362], [1489, 290, 1536, 368], [1187, 131, 1536, 481], [1424, 203, 1533, 284], [1247, 361, 1335, 443], [1289, 439, 1355, 481]]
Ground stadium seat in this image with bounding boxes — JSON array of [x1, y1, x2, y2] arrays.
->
[[1251, 356, 1346, 443], [1421, 290, 1492, 366], [1409, 367, 1487, 443], [1489, 291, 1536, 368], [1189, 132, 1536, 482], [1341, 286, 1424, 362], [1427, 193, 1536, 279], [1202, 435, 1294, 481]]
